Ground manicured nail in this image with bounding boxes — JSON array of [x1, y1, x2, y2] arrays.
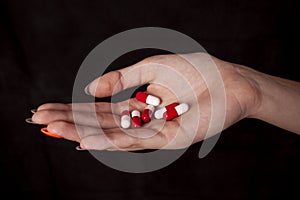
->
[[40, 128, 63, 139], [31, 109, 37, 114], [75, 146, 86, 151], [84, 84, 90, 95], [25, 118, 38, 124], [106, 148, 117, 151]]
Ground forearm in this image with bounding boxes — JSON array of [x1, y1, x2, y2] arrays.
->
[[246, 68, 300, 134]]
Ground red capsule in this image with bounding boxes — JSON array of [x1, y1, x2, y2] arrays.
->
[[131, 110, 142, 128], [141, 105, 155, 123], [163, 103, 189, 121], [136, 92, 161, 106], [165, 102, 180, 110], [154, 102, 179, 119]]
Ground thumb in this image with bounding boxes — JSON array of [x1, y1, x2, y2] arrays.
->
[[84, 61, 157, 98]]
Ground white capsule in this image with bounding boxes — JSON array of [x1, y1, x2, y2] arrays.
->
[[145, 105, 155, 113], [174, 103, 189, 115], [136, 92, 161, 106], [131, 110, 140, 117], [146, 95, 160, 106], [154, 108, 167, 119], [121, 110, 131, 129]]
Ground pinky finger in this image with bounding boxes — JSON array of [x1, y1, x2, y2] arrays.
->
[[79, 128, 168, 151]]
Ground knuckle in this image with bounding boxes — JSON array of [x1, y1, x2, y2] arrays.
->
[[96, 112, 104, 123], [94, 102, 101, 111]]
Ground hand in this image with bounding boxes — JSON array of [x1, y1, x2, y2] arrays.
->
[[31, 53, 262, 150]]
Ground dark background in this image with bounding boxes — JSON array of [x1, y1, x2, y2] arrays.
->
[[1, 0, 299, 199]]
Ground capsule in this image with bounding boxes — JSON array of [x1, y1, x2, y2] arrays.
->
[[141, 105, 155, 123], [131, 110, 142, 128], [136, 92, 161, 106], [120, 110, 131, 129], [154, 102, 179, 119], [163, 103, 189, 121]]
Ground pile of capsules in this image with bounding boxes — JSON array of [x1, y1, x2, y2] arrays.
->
[[121, 91, 189, 129]]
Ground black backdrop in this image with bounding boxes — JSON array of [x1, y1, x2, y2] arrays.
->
[[1, 0, 299, 199]]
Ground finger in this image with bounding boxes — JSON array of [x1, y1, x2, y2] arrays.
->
[[37, 102, 115, 113], [32, 110, 120, 128], [80, 128, 168, 150], [37, 99, 148, 117], [146, 84, 177, 106], [85, 59, 159, 98], [46, 121, 117, 142], [117, 98, 147, 112]]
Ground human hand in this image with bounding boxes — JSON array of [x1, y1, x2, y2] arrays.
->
[[31, 53, 262, 150]]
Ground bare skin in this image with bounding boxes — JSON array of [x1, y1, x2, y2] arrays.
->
[[30, 53, 300, 150]]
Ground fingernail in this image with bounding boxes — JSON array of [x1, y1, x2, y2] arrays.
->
[[25, 118, 38, 124], [31, 109, 37, 114], [106, 148, 117, 151], [40, 128, 63, 139], [84, 84, 90, 95], [75, 146, 86, 151]]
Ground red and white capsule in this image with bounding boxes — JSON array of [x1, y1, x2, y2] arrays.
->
[[141, 105, 155, 123], [163, 103, 189, 121], [131, 110, 142, 128], [154, 102, 179, 119], [136, 92, 161, 106], [120, 110, 131, 129]]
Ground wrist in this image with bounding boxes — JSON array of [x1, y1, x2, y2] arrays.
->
[[233, 64, 265, 119]]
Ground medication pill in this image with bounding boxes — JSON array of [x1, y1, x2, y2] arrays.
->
[[154, 102, 179, 119], [131, 110, 142, 128], [40, 128, 62, 138], [141, 105, 155, 123], [136, 92, 160, 106], [120, 110, 131, 129], [163, 103, 189, 121]]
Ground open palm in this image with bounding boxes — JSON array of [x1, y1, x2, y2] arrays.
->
[[32, 53, 260, 151]]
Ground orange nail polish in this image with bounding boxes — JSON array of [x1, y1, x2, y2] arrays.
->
[[40, 128, 63, 139]]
